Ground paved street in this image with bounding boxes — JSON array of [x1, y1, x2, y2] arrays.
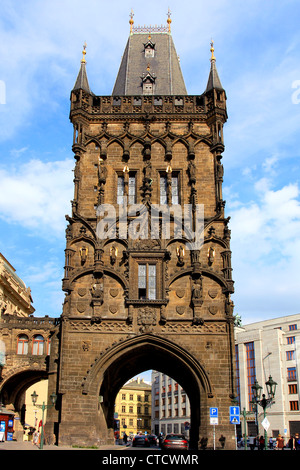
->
[[0, 440, 124, 451]]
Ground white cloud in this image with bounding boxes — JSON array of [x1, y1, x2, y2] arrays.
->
[[229, 179, 300, 323], [0, 158, 74, 237]]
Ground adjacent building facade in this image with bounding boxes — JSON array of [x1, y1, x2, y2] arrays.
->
[[151, 370, 190, 437], [114, 377, 151, 437], [0, 253, 35, 319], [235, 313, 300, 440]]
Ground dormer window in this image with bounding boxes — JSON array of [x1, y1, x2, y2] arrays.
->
[[142, 66, 156, 95], [143, 36, 155, 58], [143, 80, 154, 95], [145, 46, 154, 58]]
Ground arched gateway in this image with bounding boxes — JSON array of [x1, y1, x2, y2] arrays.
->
[[1, 15, 237, 449]]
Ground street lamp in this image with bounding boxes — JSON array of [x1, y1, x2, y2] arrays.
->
[[251, 375, 277, 450], [31, 390, 57, 450]]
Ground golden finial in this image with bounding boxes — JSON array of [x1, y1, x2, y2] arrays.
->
[[167, 7, 172, 33], [129, 9, 134, 34], [147, 63, 150, 72], [210, 40, 216, 61], [81, 42, 87, 63]]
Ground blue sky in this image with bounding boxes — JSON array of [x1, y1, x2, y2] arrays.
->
[[0, 0, 300, 330]]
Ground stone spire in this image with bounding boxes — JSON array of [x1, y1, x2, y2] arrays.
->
[[73, 42, 91, 93], [205, 41, 224, 92]]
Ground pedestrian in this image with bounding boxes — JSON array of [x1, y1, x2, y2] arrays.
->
[[33, 429, 39, 446], [219, 434, 226, 449], [123, 432, 128, 445], [249, 435, 256, 450], [259, 435, 265, 450], [269, 436, 274, 449], [294, 433, 300, 450], [287, 436, 294, 450], [276, 434, 285, 450]]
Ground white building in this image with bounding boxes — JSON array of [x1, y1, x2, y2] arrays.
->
[[151, 371, 190, 437], [235, 313, 300, 440]]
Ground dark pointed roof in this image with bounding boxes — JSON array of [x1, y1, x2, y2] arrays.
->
[[112, 32, 187, 96], [73, 44, 91, 93], [206, 41, 224, 92]]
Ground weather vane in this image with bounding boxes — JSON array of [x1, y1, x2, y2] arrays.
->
[[210, 40, 216, 61], [167, 8, 172, 33], [129, 9, 134, 34], [81, 42, 87, 63]]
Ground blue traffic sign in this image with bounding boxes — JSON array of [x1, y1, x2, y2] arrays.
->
[[210, 407, 218, 417], [229, 406, 240, 425]]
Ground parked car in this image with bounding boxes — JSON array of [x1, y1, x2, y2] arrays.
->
[[132, 434, 150, 447], [161, 434, 188, 450], [147, 434, 158, 446]]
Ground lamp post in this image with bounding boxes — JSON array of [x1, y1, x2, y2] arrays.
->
[[251, 375, 277, 450], [31, 390, 57, 450]]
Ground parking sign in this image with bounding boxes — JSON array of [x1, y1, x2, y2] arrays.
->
[[210, 407, 218, 425]]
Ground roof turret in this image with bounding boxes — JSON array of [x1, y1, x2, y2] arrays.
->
[[73, 42, 91, 93], [205, 41, 224, 92]]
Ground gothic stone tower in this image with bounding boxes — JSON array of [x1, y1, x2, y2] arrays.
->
[[48, 15, 236, 449]]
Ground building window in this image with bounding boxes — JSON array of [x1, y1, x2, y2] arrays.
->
[[32, 335, 44, 355], [289, 384, 297, 394], [160, 174, 180, 205], [17, 335, 28, 355], [46, 337, 51, 355], [138, 263, 156, 300], [129, 394, 133, 401], [117, 175, 125, 204], [287, 336, 295, 344], [122, 406, 126, 412], [117, 173, 136, 205], [289, 324, 297, 331], [286, 350, 295, 361], [143, 81, 153, 95], [287, 367, 297, 381], [290, 401, 299, 411], [235, 344, 240, 406], [245, 342, 256, 409], [128, 174, 136, 204], [122, 394, 126, 400], [129, 406, 133, 413]]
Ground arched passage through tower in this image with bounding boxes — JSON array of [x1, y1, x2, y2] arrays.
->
[[84, 334, 212, 449]]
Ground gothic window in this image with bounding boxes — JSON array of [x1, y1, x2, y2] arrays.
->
[[160, 175, 168, 204], [171, 175, 179, 204], [117, 173, 136, 204], [17, 334, 28, 355], [128, 174, 136, 204], [138, 263, 156, 300], [117, 175, 125, 204], [32, 335, 44, 355], [160, 174, 180, 205]]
